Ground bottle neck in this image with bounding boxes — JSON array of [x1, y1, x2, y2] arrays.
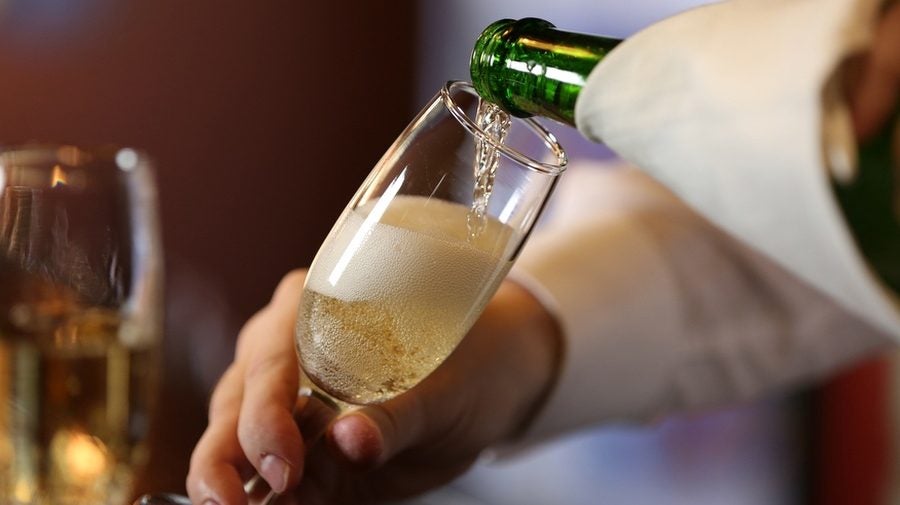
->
[[470, 18, 621, 126]]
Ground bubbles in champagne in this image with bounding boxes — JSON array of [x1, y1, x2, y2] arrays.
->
[[297, 196, 516, 405], [298, 291, 436, 403], [468, 99, 511, 240]]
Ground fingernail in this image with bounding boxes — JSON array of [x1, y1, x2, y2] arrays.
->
[[260, 453, 291, 493], [202, 500, 221, 505]]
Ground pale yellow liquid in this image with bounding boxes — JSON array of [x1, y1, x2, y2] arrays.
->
[[0, 275, 156, 505], [296, 195, 516, 405]]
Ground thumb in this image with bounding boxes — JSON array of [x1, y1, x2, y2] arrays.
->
[[328, 396, 428, 469]]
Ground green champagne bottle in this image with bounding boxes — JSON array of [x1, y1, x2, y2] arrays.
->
[[470, 18, 620, 126], [470, 17, 900, 296]]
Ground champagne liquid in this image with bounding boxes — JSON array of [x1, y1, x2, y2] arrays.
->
[[0, 272, 156, 505], [297, 196, 516, 405], [468, 99, 511, 240]]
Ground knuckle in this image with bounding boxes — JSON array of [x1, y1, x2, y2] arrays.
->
[[235, 309, 270, 360], [369, 393, 426, 456], [236, 404, 292, 460], [243, 351, 293, 385], [208, 365, 242, 420], [188, 426, 220, 473], [271, 269, 308, 305]]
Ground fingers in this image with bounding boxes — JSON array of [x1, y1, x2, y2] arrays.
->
[[187, 269, 308, 503], [236, 318, 303, 493], [187, 365, 251, 505], [851, 4, 900, 139], [237, 270, 307, 493]]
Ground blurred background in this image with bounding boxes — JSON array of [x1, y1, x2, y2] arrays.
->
[[0, 0, 891, 504]]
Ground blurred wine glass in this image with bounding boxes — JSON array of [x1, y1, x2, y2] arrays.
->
[[0, 145, 162, 505]]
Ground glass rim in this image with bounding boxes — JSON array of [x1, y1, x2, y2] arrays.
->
[[0, 143, 150, 171], [441, 81, 568, 176]]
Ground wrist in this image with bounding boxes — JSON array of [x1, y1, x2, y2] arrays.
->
[[489, 280, 564, 442]]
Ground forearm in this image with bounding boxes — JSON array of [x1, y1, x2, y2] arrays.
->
[[509, 167, 893, 444]]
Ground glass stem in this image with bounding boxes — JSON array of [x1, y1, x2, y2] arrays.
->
[[296, 370, 344, 444]]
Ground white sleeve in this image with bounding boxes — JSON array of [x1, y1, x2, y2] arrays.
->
[[509, 163, 891, 442]]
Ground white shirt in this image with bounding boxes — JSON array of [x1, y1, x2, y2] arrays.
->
[[512, 162, 890, 441], [510, 0, 898, 443]]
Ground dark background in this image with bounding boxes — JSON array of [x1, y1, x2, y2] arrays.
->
[[0, 0, 417, 320], [0, 0, 417, 494]]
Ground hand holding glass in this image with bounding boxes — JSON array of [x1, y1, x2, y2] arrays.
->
[[137, 81, 565, 504]]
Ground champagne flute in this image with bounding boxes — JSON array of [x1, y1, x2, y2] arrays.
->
[[295, 81, 565, 410], [135, 80, 565, 504], [0, 145, 163, 505]]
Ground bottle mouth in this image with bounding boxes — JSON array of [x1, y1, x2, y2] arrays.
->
[[441, 81, 567, 176], [470, 18, 516, 109], [470, 17, 560, 120]]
